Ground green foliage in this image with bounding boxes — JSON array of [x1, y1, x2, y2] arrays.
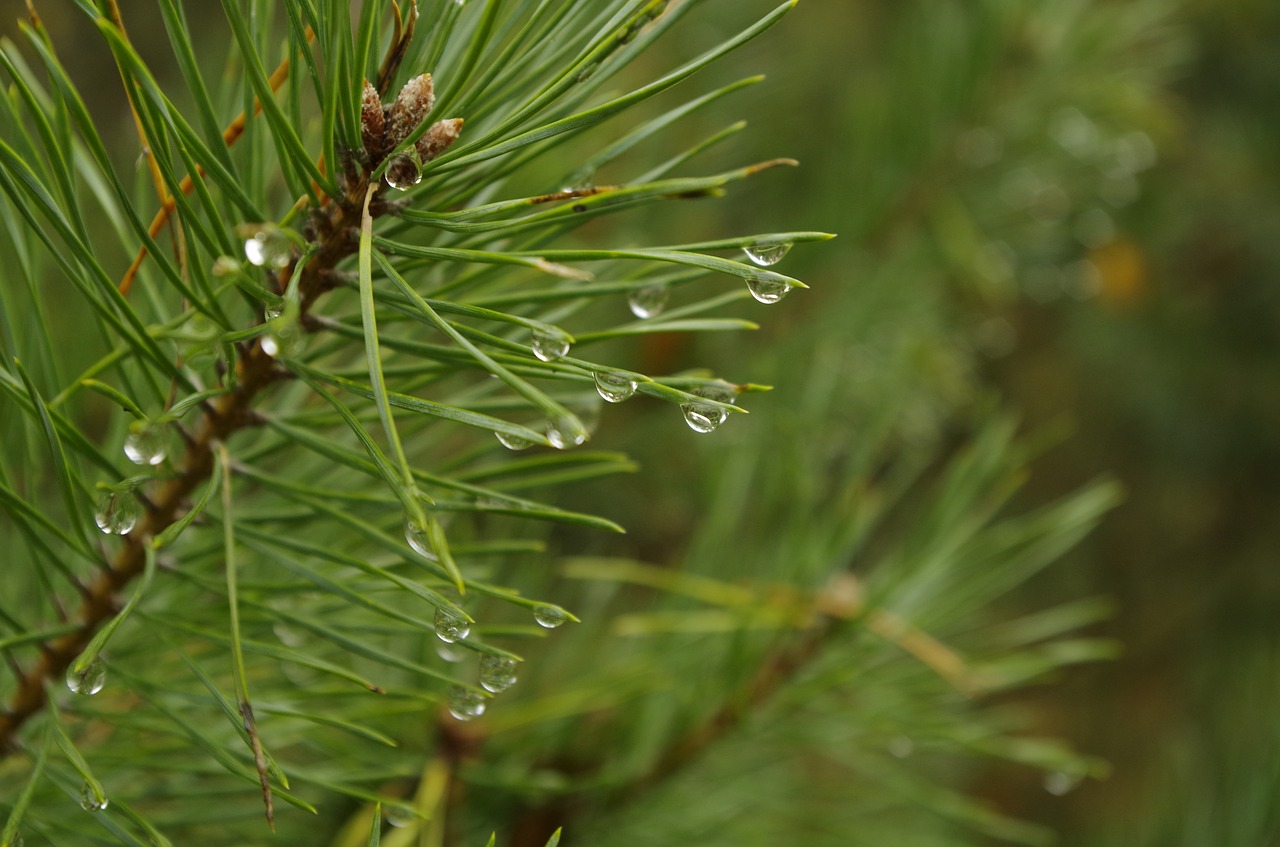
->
[[0, 0, 1183, 846]]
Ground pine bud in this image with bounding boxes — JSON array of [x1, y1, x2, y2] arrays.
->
[[416, 118, 464, 163], [360, 80, 386, 160], [387, 73, 435, 149]]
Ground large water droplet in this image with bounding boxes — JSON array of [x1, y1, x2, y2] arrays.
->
[[404, 516, 438, 560], [495, 431, 534, 451], [124, 421, 168, 466], [627, 284, 668, 319], [545, 415, 588, 450], [745, 271, 793, 304], [79, 782, 108, 812], [479, 655, 518, 693], [446, 686, 486, 721], [384, 152, 423, 190], [67, 657, 106, 696], [242, 225, 292, 269], [594, 371, 637, 403], [94, 490, 141, 536], [530, 327, 572, 362], [743, 240, 793, 267], [434, 608, 471, 644], [681, 401, 727, 433], [532, 605, 568, 629]]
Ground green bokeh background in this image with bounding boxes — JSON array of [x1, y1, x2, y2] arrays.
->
[[4, 0, 1277, 843]]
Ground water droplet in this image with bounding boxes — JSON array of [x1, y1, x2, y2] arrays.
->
[[545, 415, 588, 450], [436, 642, 467, 662], [594, 371, 637, 403], [1044, 771, 1082, 796], [384, 152, 422, 190], [67, 657, 106, 696], [627, 284, 668, 319], [742, 240, 792, 267], [446, 686, 486, 721], [123, 420, 168, 466], [888, 736, 914, 758], [681, 401, 727, 434], [680, 384, 734, 434], [530, 327, 572, 362], [212, 255, 240, 277], [94, 490, 141, 535], [745, 271, 793, 304], [79, 782, 108, 812], [242, 225, 292, 269], [404, 516, 438, 560], [532, 605, 567, 629], [261, 318, 305, 358], [576, 60, 600, 83], [434, 608, 471, 644], [495, 431, 534, 450], [479, 655, 518, 693]]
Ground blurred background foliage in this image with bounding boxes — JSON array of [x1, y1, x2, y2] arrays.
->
[[1, 0, 1277, 845]]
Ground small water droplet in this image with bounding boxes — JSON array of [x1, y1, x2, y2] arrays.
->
[[264, 303, 283, 321], [742, 240, 793, 267], [123, 420, 168, 466], [680, 385, 734, 434], [242, 225, 292, 269], [745, 271, 793, 304], [545, 415, 588, 450], [434, 608, 471, 644], [888, 736, 914, 758], [627, 284, 668, 319], [532, 605, 568, 629], [384, 152, 422, 190], [1044, 771, 1082, 796], [79, 782, 108, 812], [594, 371, 637, 403], [261, 318, 305, 358], [530, 327, 572, 362], [212, 255, 240, 277], [446, 686, 486, 721], [479, 655, 518, 693], [436, 642, 467, 662], [67, 657, 106, 696], [495, 431, 534, 450], [94, 490, 141, 535], [404, 516, 438, 560], [681, 401, 727, 433], [576, 60, 600, 83]]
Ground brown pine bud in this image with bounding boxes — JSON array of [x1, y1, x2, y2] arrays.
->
[[416, 118, 464, 163], [386, 73, 435, 149], [360, 80, 386, 160]]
